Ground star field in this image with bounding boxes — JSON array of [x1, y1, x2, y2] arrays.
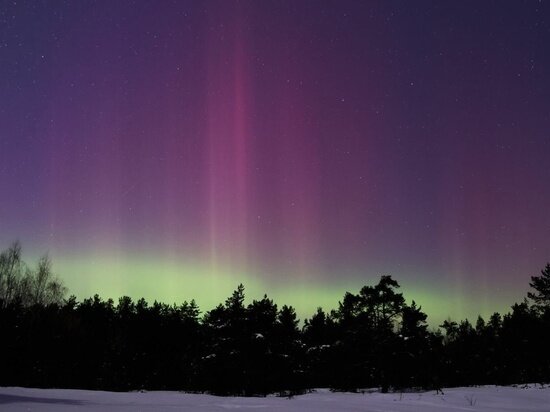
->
[[1, 1, 550, 324]]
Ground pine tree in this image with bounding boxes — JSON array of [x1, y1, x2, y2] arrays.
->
[[528, 263, 550, 312]]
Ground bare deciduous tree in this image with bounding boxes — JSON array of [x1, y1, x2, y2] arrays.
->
[[0, 241, 23, 307], [0, 242, 66, 307]]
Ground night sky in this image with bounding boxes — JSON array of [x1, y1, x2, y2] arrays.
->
[[1, 1, 550, 324]]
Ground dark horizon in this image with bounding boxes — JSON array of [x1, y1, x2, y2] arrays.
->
[[2, 238, 550, 394]]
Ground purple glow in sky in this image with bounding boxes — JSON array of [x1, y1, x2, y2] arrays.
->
[[1, 1, 550, 323]]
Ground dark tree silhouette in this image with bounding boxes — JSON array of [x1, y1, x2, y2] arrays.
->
[[0, 241, 23, 307], [0, 243, 66, 308], [2, 243, 550, 394], [528, 263, 550, 311]]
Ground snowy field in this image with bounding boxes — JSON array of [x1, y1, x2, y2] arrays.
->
[[1, 385, 549, 411]]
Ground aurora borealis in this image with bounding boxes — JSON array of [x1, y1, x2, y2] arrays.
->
[[1, 1, 550, 325]]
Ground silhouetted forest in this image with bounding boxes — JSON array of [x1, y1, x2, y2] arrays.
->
[[1, 242, 549, 395]]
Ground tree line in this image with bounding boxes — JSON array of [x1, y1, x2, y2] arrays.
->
[[1, 241, 549, 395]]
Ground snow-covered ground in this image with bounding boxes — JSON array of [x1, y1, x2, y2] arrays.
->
[[1, 385, 549, 411]]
